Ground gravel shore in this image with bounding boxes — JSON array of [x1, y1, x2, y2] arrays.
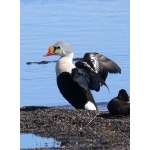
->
[[20, 106, 130, 150]]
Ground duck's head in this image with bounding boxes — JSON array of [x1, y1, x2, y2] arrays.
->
[[118, 89, 129, 102], [44, 41, 73, 57]]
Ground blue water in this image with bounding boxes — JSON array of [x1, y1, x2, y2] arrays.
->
[[20, 133, 61, 148], [20, 0, 129, 148]]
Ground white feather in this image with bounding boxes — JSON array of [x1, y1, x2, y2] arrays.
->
[[56, 53, 75, 76], [84, 101, 97, 110]]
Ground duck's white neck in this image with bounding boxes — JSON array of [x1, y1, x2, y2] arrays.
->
[[56, 53, 75, 76]]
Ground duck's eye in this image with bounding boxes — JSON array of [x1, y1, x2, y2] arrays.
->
[[57, 46, 60, 49]]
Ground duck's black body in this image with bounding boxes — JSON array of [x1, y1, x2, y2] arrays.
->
[[107, 89, 130, 116], [57, 72, 98, 109], [44, 41, 121, 110]]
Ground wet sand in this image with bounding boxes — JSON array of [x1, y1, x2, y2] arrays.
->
[[20, 106, 130, 149]]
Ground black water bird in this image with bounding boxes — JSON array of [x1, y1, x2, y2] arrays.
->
[[44, 41, 121, 110], [107, 89, 130, 116]]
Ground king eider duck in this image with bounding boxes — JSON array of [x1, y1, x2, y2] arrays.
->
[[107, 89, 130, 116], [43, 41, 121, 110]]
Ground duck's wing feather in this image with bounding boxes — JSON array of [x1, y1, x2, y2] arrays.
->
[[83, 52, 121, 81], [72, 61, 109, 92], [72, 52, 121, 92]]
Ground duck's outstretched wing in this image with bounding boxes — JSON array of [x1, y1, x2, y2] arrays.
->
[[72, 52, 121, 92], [72, 61, 108, 92], [83, 52, 121, 81]]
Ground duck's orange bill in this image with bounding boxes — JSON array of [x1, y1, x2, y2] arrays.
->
[[43, 46, 55, 57]]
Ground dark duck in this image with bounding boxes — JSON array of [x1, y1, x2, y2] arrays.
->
[[107, 89, 130, 116], [44, 41, 121, 110]]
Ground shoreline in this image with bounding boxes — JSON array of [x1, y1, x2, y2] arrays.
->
[[20, 106, 130, 149]]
